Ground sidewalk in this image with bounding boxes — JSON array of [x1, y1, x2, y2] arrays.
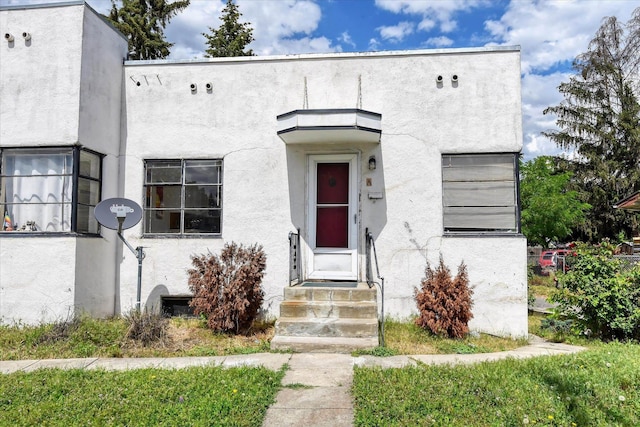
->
[[0, 340, 585, 427]]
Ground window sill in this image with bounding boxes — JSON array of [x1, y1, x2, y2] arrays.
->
[[0, 232, 101, 238], [443, 232, 524, 238], [142, 234, 223, 239]]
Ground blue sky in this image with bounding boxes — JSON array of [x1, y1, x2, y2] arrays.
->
[[2, 0, 637, 159]]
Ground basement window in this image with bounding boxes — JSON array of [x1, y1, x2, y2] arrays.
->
[[161, 296, 195, 317]]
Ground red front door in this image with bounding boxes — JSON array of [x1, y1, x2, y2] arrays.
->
[[316, 163, 349, 248], [307, 154, 358, 281]]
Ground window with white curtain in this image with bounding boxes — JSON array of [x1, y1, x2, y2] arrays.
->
[[0, 147, 102, 234], [442, 153, 520, 234]]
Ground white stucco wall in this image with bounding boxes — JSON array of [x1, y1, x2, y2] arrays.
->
[[73, 5, 128, 318], [121, 48, 527, 336], [0, 3, 84, 145], [0, 238, 77, 324], [0, 3, 127, 324], [1, 2, 526, 335]]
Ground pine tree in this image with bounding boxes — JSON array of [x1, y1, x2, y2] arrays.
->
[[203, 0, 254, 58], [543, 8, 640, 242], [107, 0, 190, 60]]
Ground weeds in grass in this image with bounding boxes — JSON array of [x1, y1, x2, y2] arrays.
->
[[0, 365, 286, 427], [36, 315, 81, 344], [124, 309, 169, 347], [383, 319, 526, 355], [352, 346, 399, 357], [285, 383, 314, 389], [353, 342, 640, 426]]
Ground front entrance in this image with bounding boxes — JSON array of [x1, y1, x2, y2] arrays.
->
[[307, 154, 358, 280]]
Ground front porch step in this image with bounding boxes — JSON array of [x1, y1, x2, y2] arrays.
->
[[275, 317, 378, 338], [270, 335, 379, 353], [271, 283, 379, 353], [279, 300, 377, 319], [284, 285, 376, 302]]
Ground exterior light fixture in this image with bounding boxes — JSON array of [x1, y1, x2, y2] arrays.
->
[[190, 83, 197, 93], [436, 75, 443, 83], [368, 155, 376, 171], [22, 32, 31, 41], [452, 74, 459, 82], [4, 33, 14, 42]]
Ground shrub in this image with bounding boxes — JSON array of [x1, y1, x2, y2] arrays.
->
[[188, 242, 266, 334], [124, 309, 169, 346], [37, 315, 81, 344], [414, 256, 473, 338], [550, 242, 640, 341]]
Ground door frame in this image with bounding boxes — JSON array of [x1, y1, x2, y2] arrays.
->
[[306, 153, 359, 280]]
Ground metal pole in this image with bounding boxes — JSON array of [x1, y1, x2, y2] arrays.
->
[[136, 246, 144, 311], [116, 230, 144, 312], [380, 277, 385, 347]]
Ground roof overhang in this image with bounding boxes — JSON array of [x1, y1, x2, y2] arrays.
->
[[614, 191, 640, 211], [276, 109, 381, 144]]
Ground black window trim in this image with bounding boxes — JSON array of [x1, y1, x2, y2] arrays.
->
[[142, 158, 223, 238], [0, 144, 103, 237]]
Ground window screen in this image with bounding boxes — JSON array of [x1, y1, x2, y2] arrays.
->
[[442, 153, 519, 233]]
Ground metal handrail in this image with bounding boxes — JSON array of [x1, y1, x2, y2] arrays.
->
[[288, 228, 302, 286], [366, 228, 385, 347]]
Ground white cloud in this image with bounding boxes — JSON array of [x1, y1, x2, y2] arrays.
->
[[488, 1, 639, 158], [485, 0, 638, 74], [339, 31, 356, 48], [368, 38, 381, 51], [417, 18, 435, 32], [375, 0, 488, 33], [237, 0, 338, 55], [520, 72, 573, 158], [377, 21, 415, 42], [425, 36, 454, 47], [261, 36, 340, 56]]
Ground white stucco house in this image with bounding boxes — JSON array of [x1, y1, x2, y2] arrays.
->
[[0, 1, 527, 341]]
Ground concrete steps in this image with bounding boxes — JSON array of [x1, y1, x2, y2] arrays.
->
[[270, 282, 379, 353]]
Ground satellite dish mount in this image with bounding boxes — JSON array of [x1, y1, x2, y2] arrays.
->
[[95, 198, 145, 311]]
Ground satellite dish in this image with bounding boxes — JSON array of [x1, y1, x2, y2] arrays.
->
[[94, 198, 143, 231]]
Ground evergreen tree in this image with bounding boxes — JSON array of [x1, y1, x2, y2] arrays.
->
[[107, 0, 190, 60], [543, 8, 640, 242], [203, 0, 254, 58]]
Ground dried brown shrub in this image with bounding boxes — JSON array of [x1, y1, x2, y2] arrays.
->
[[124, 309, 169, 347], [188, 242, 266, 334], [414, 256, 473, 339]]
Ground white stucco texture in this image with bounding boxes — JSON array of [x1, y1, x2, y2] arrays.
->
[[1, 2, 527, 337]]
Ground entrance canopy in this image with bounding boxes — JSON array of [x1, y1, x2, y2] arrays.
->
[[276, 109, 381, 144]]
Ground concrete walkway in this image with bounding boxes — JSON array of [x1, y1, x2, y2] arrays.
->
[[0, 340, 585, 427]]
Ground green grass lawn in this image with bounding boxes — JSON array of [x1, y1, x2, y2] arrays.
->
[[352, 342, 640, 426], [4, 311, 638, 426], [0, 365, 285, 427], [0, 316, 273, 361]]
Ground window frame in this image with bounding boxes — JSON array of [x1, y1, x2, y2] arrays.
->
[[143, 159, 223, 237], [441, 152, 521, 236], [0, 145, 103, 235]]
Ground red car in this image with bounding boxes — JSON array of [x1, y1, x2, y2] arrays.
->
[[538, 251, 558, 269], [539, 249, 573, 272]]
